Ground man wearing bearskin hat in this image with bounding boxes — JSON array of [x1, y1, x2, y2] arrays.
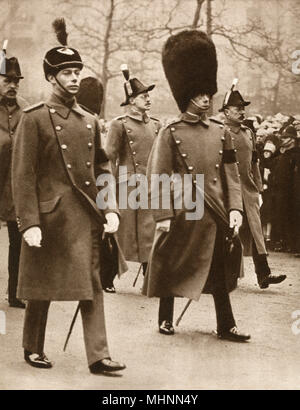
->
[[12, 18, 125, 373], [104, 65, 161, 291], [0, 40, 28, 309], [221, 84, 286, 288], [142, 30, 250, 342]]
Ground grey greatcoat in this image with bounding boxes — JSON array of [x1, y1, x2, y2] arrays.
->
[[105, 108, 161, 263], [0, 96, 28, 221], [224, 120, 266, 256], [12, 93, 117, 301], [142, 113, 244, 301]]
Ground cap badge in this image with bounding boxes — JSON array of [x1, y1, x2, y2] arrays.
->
[[57, 47, 74, 55]]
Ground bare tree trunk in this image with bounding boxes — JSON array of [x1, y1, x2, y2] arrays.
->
[[100, 0, 115, 119], [206, 0, 212, 38], [192, 0, 205, 28], [272, 71, 282, 114]]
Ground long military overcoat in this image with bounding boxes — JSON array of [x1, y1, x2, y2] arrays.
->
[[224, 120, 266, 256], [12, 93, 117, 301], [142, 112, 244, 301], [0, 96, 28, 221], [105, 108, 161, 263]]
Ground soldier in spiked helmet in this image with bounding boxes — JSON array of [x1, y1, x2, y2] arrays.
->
[[221, 80, 286, 289], [142, 30, 250, 342], [0, 40, 28, 309], [104, 65, 161, 291], [12, 18, 125, 374]]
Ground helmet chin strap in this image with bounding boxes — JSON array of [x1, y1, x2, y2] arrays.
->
[[54, 75, 74, 98]]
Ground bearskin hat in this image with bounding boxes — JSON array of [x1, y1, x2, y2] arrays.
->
[[162, 30, 217, 113], [76, 77, 103, 116]]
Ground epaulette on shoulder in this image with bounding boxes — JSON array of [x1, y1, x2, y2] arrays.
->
[[23, 102, 44, 113], [78, 104, 96, 116], [209, 116, 224, 127], [115, 114, 126, 121], [165, 117, 182, 128]]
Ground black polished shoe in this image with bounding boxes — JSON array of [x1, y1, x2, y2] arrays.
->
[[217, 327, 251, 342], [9, 299, 26, 309], [89, 358, 126, 374], [103, 285, 116, 294], [259, 274, 287, 289], [159, 320, 175, 335], [24, 350, 53, 369]]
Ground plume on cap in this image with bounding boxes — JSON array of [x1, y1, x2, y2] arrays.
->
[[52, 18, 68, 46], [2, 40, 8, 54], [120, 64, 130, 81]]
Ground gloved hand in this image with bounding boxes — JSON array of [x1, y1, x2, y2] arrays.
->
[[229, 210, 243, 236], [23, 226, 42, 247], [104, 212, 119, 233], [156, 219, 171, 232]]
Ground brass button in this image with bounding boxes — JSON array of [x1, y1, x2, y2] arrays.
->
[[86, 161, 91, 167], [50, 108, 56, 114], [85, 181, 91, 186], [181, 153, 187, 158], [237, 161, 240, 165], [135, 163, 139, 166], [56, 125, 62, 131], [155, 129, 158, 134], [238, 174, 241, 177], [193, 180, 197, 185], [10, 131, 13, 136], [61, 144, 67, 150], [132, 151, 136, 155], [8, 115, 12, 119], [221, 136, 225, 141], [234, 149, 237, 153], [215, 164, 219, 169], [231, 137, 235, 141], [127, 129, 131, 133], [219, 150, 223, 155], [171, 127, 175, 131], [175, 140, 181, 145], [88, 142, 93, 148], [67, 164, 72, 169], [188, 166, 194, 171], [86, 124, 92, 129], [129, 141, 134, 144], [219, 125, 223, 128], [213, 178, 217, 183]]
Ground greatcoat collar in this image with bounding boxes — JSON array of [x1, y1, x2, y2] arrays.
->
[[46, 93, 86, 119]]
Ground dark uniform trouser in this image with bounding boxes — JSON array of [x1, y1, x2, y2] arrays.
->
[[7, 221, 22, 302], [252, 239, 271, 282], [159, 227, 236, 334], [22, 230, 110, 367]]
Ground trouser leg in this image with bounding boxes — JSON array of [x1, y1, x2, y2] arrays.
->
[[158, 297, 174, 325], [80, 293, 110, 366], [210, 227, 236, 334], [142, 262, 148, 276], [81, 229, 110, 366], [22, 300, 50, 354], [252, 239, 270, 282], [7, 221, 22, 302]]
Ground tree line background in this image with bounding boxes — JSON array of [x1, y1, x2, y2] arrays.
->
[[1, 0, 300, 119]]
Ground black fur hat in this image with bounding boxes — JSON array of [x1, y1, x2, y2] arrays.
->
[[43, 18, 83, 80], [76, 77, 103, 116], [162, 30, 217, 113]]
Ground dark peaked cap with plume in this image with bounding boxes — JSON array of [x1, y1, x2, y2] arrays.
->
[[162, 30, 218, 113], [43, 18, 83, 80]]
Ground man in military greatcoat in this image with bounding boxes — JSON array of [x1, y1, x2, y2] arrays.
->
[[105, 65, 161, 291], [12, 18, 125, 374], [143, 30, 250, 342], [221, 85, 286, 289], [0, 41, 28, 308]]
